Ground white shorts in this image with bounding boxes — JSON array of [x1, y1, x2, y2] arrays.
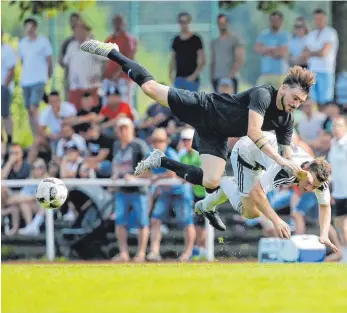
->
[[231, 149, 264, 197]]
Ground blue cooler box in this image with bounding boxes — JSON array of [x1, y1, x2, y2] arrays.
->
[[258, 234, 326, 263]]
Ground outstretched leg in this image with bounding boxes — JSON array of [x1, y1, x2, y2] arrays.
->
[[81, 40, 170, 107]]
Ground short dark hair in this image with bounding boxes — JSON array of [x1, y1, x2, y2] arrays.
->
[[308, 158, 331, 183], [177, 12, 192, 23], [283, 66, 316, 94], [70, 12, 80, 19], [313, 8, 326, 15], [270, 11, 283, 19], [49, 91, 60, 97], [82, 92, 92, 98], [217, 13, 229, 22], [24, 18, 38, 27]]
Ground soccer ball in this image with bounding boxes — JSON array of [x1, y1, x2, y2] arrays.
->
[[36, 178, 68, 209]]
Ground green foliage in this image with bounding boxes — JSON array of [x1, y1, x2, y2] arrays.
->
[[219, 1, 295, 13]]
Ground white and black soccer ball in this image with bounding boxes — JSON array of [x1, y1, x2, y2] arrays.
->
[[36, 178, 68, 209]]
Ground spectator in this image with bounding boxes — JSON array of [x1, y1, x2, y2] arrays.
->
[[63, 20, 104, 110], [321, 103, 341, 136], [169, 12, 205, 91], [13, 158, 48, 236], [147, 128, 195, 262], [112, 117, 150, 262], [100, 88, 134, 135], [178, 128, 206, 260], [103, 14, 137, 107], [77, 161, 96, 179], [1, 143, 31, 184], [302, 8, 339, 106], [1, 31, 16, 144], [297, 99, 326, 148], [288, 17, 309, 68], [254, 11, 289, 89], [211, 14, 244, 93], [28, 91, 77, 163], [84, 123, 113, 178], [60, 142, 84, 178], [56, 124, 87, 165], [328, 116, 347, 262], [19, 18, 53, 135], [68, 92, 102, 134], [1, 187, 20, 236], [59, 12, 81, 99], [217, 78, 235, 94], [136, 94, 174, 140]]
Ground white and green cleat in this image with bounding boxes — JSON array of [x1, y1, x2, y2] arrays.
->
[[80, 39, 119, 57]]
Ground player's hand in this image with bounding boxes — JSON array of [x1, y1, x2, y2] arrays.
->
[[277, 158, 302, 176], [273, 217, 291, 239], [319, 236, 338, 253]]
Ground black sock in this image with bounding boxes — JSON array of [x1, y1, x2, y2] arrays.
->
[[206, 187, 220, 194], [107, 49, 154, 87], [161, 157, 203, 186]]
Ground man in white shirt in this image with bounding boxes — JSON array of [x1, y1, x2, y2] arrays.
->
[[63, 21, 104, 110], [196, 132, 338, 252], [1, 31, 16, 143], [19, 18, 53, 135], [328, 116, 347, 262], [27, 91, 77, 163], [302, 8, 339, 106]]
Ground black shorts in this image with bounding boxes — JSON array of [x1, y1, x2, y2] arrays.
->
[[168, 87, 228, 160], [335, 198, 347, 217]]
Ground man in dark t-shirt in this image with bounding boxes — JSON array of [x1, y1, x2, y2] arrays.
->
[[169, 12, 205, 92], [81, 40, 316, 231]]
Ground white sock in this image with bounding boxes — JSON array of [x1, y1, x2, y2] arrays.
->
[[31, 213, 45, 229], [220, 177, 243, 214], [202, 188, 228, 212]]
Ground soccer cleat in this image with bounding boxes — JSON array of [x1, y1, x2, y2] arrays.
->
[[195, 200, 226, 231], [80, 39, 119, 57], [134, 149, 165, 176]]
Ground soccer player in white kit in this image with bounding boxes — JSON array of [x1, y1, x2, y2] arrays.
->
[[196, 132, 338, 252]]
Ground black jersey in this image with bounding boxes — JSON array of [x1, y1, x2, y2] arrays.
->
[[204, 85, 293, 145]]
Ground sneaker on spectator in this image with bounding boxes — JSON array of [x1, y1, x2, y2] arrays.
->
[[112, 253, 130, 262], [178, 253, 191, 262], [18, 225, 40, 236], [146, 251, 162, 262]]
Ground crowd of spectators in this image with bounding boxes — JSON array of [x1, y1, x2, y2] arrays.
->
[[1, 8, 347, 262]]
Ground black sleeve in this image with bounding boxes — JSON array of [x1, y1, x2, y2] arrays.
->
[[100, 135, 113, 150], [195, 34, 203, 50], [248, 88, 272, 117], [276, 115, 294, 146], [171, 36, 178, 51]]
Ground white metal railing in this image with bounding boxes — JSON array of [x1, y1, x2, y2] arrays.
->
[[1, 178, 214, 261]]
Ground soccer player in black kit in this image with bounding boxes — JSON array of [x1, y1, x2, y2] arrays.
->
[[81, 40, 316, 230]]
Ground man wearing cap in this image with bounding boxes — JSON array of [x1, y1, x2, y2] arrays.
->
[[147, 128, 195, 262], [179, 128, 207, 259], [112, 117, 150, 262], [60, 141, 84, 178]]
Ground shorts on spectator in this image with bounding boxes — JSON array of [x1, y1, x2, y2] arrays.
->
[[115, 192, 149, 228], [193, 196, 205, 226], [256, 74, 285, 90], [212, 78, 238, 93], [97, 160, 112, 178], [23, 82, 45, 109], [1, 86, 12, 118], [174, 77, 200, 92], [69, 88, 98, 111], [152, 194, 193, 227], [293, 192, 319, 219], [310, 72, 334, 105], [334, 198, 347, 217]]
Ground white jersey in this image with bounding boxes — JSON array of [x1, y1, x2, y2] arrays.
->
[[233, 133, 331, 205]]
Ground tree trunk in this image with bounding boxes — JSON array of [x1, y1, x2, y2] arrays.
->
[[332, 1, 347, 73]]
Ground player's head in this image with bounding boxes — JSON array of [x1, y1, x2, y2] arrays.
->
[[332, 115, 347, 139], [269, 11, 283, 31], [298, 158, 331, 192], [177, 12, 192, 32], [313, 8, 327, 30], [112, 14, 126, 33], [217, 14, 229, 33], [279, 66, 316, 113], [151, 128, 169, 152], [24, 18, 38, 37]]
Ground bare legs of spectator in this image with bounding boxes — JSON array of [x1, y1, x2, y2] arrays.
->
[[2, 206, 20, 236], [325, 225, 343, 262], [292, 212, 306, 234], [29, 106, 39, 136], [334, 215, 347, 262], [133, 226, 149, 262], [19, 208, 45, 236], [148, 218, 162, 261], [115, 226, 130, 261], [195, 225, 206, 250], [179, 225, 196, 261]]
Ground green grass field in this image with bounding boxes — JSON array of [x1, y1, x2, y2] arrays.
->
[[2, 263, 347, 313]]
